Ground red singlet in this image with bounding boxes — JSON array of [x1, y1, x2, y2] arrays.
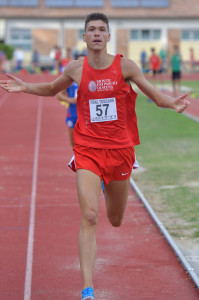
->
[[150, 54, 160, 71], [73, 54, 140, 149]]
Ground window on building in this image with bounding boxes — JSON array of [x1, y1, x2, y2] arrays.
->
[[45, 0, 72, 6], [111, 0, 139, 8], [45, 0, 103, 7], [76, 0, 103, 6], [182, 31, 190, 40], [153, 29, 161, 39], [131, 30, 138, 40], [0, 0, 7, 6], [131, 29, 161, 40], [0, 0, 38, 6], [193, 31, 199, 40], [141, 30, 150, 40], [182, 30, 199, 40], [9, 28, 32, 51], [112, 0, 168, 8], [141, 0, 169, 7]]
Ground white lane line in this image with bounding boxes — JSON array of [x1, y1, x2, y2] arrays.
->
[[0, 93, 9, 107], [24, 97, 43, 300], [183, 112, 199, 123]]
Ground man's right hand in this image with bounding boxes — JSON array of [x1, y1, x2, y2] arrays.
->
[[0, 73, 25, 93]]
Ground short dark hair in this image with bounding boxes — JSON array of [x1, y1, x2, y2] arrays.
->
[[85, 13, 109, 32]]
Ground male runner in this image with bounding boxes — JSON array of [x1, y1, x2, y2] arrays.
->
[[57, 81, 78, 147], [0, 13, 190, 300], [57, 54, 84, 147]]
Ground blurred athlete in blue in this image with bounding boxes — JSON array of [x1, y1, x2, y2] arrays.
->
[[57, 81, 78, 146], [57, 54, 84, 146]]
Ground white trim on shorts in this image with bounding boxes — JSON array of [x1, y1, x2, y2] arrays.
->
[[68, 154, 139, 173]]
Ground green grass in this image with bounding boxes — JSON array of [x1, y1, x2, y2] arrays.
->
[[157, 80, 199, 97], [181, 80, 199, 95], [181, 80, 199, 98], [132, 91, 199, 238]]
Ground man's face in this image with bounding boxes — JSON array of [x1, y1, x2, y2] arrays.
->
[[83, 20, 110, 50]]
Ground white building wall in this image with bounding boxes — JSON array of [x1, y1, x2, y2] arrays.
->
[[3, 17, 199, 66]]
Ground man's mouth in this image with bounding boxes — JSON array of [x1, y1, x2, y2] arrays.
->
[[93, 40, 101, 42]]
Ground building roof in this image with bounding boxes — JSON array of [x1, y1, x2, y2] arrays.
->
[[1, 0, 199, 19]]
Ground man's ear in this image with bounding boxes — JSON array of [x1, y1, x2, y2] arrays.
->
[[83, 33, 86, 42], [108, 33, 111, 42]]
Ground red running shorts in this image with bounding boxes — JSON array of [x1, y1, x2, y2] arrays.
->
[[69, 144, 137, 186]]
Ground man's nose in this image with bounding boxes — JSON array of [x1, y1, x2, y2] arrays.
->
[[94, 30, 100, 35]]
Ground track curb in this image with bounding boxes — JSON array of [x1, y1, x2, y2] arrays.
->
[[130, 177, 199, 289]]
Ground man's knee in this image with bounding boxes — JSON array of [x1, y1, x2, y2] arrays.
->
[[83, 209, 98, 227], [108, 215, 123, 227]]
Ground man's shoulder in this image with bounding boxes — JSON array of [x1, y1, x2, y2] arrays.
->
[[66, 58, 84, 70], [63, 58, 84, 76], [62, 58, 84, 85], [120, 57, 136, 69], [120, 57, 140, 80]]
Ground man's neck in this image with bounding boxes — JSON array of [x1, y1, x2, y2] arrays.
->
[[87, 50, 113, 70]]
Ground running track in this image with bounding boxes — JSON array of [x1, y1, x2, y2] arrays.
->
[[0, 74, 199, 300]]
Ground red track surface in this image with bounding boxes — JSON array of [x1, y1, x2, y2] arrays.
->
[[183, 97, 199, 121], [0, 74, 199, 300]]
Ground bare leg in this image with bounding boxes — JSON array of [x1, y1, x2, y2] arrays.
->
[[152, 73, 157, 88], [104, 178, 130, 227], [172, 79, 177, 97], [176, 79, 181, 96], [76, 169, 101, 289]]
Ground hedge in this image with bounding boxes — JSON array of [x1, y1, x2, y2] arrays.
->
[[0, 43, 14, 60]]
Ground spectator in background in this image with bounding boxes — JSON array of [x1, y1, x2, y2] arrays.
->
[[189, 48, 195, 71], [0, 49, 6, 73], [54, 46, 62, 74], [82, 48, 87, 57], [159, 47, 167, 73], [14, 47, 24, 72], [61, 47, 73, 72], [57, 54, 85, 147], [73, 46, 79, 60], [49, 45, 56, 59], [159, 47, 167, 91], [57, 81, 78, 147], [32, 49, 40, 73], [140, 49, 147, 72], [149, 48, 161, 87], [171, 45, 182, 97]]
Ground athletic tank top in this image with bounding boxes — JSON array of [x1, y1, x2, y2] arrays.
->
[[171, 54, 181, 72], [150, 55, 160, 70], [73, 54, 140, 149]]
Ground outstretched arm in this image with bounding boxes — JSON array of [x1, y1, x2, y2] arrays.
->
[[122, 58, 190, 113], [0, 72, 73, 97]]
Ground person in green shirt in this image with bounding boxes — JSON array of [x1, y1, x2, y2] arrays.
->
[[171, 45, 182, 97], [159, 48, 167, 73]]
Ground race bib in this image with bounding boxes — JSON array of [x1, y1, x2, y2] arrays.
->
[[89, 97, 117, 123]]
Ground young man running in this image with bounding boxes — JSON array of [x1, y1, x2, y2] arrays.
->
[[0, 13, 190, 300]]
